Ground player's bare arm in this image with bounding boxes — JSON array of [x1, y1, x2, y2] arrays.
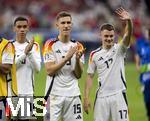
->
[[45, 45, 77, 76], [73, 49, 84, 79], [84, 73, 94, 114], [73, 43, 86, 79], [115, 7, 133, 47], [0, 63, 12, 74]]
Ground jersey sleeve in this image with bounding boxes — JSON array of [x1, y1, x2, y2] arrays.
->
[[29, 42, 41, 62], [87, 51, 96, 74], [28, 42, 41, 72], [2, 43, 15, 64], [42, 40, 56, 63], [15, 53, 27, 69]]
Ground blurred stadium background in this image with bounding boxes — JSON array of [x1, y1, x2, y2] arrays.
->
[[0, 0, 150, 121]]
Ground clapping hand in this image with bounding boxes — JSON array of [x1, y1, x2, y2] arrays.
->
[[24, 38, 34, 55]]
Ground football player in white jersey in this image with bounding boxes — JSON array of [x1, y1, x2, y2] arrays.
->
[[84, 7, 133, 121], [12, 17, 41, 120], [43, 11, 85, 121]]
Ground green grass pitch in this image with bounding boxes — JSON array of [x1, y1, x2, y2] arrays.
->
[[34, 63, 148, 121]]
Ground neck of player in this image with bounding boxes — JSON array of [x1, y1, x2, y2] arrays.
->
[[102, 44, 113, 50], [58, 34, 70, 43], [16, 35, 26, 43]]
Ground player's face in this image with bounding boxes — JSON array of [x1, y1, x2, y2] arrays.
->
[[100, 30, 115, 49], [56, 16, 72, 36], [14, 21, 29, 38]]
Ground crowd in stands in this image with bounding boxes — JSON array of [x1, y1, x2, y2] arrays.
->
[[0, 0, 149, 50]]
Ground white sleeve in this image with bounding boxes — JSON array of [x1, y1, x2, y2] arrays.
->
[[87, 53, 96, 74], [28, 43, 41, 72], [15, 53, 27, 68]]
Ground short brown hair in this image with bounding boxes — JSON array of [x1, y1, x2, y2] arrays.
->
[[100, 23, 115, 31], [56, 11, 72, 21], [14, 16, 28, 26]]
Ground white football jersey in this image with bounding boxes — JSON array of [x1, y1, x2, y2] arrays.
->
[[87, 43, 127, 97], [13, 41, 41, 96], [43, 39, 84, 97]]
